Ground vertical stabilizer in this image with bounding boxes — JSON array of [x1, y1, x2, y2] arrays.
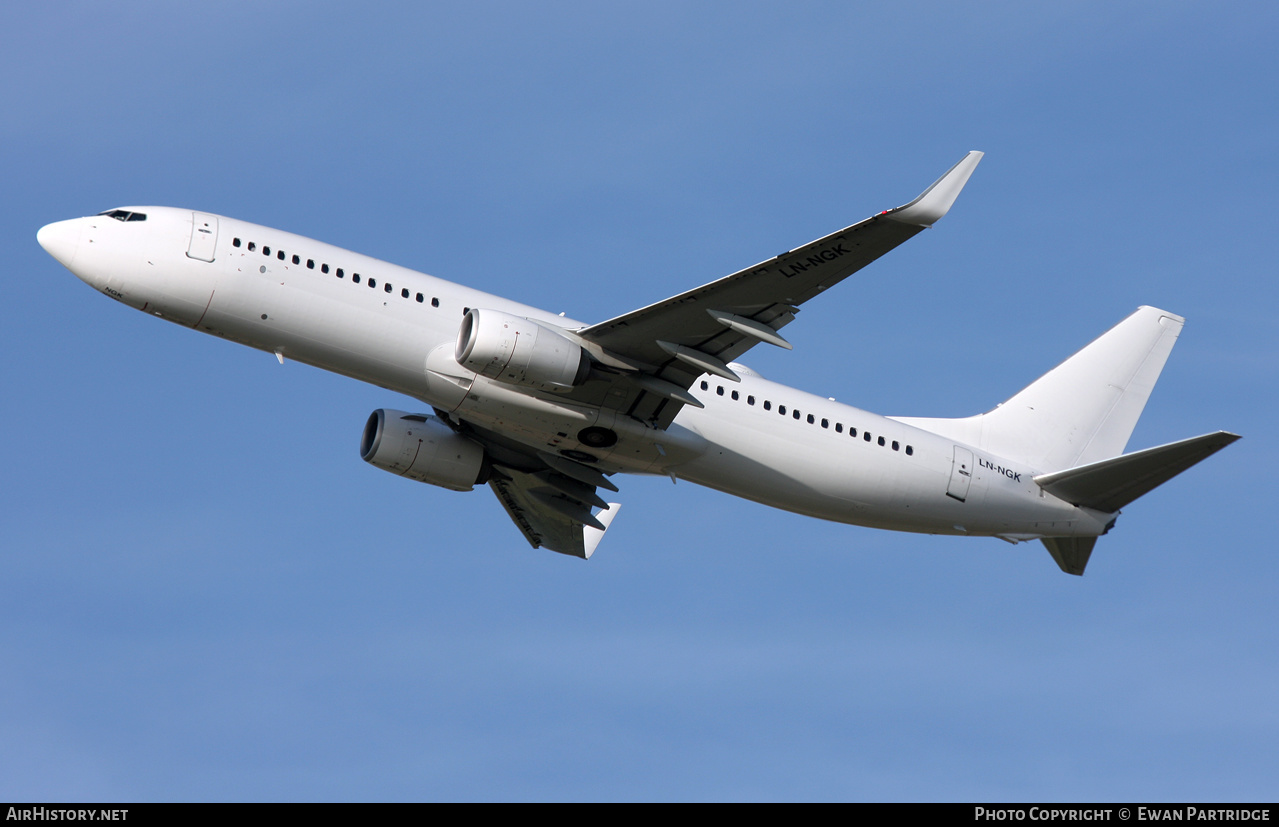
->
[[896, 306, 1184, 472], [984, 306, 1183, 470]]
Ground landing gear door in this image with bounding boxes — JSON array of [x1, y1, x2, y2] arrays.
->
[[187, 212, 218, 262], [947, 445, 973, 502]]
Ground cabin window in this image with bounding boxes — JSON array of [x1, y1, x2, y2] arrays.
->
[[763, 401, 771, 411], [352, 274, 361, 284], [431, 298, 440, 307], [850, 428, 857, 438], [778, 405, 786, 415], [905, 446, 914, 456], [385, 283, 393, 293], [307, 259, 315, 269], [336, 268, 344, 278], [248, 242, 256, 252], [878, 436, 886, 446], [731, 390, 739, 401], [402, 288, 410, 298], [369, 278, 377, 288], [232, 238, 241, 248], [416, 293, 424, 303], [263, 246, 270, 256], [291, 254, 300, 264], [793, 410, 801, 420], [321, 263, 329, 274], [864, 432, 872, 442], [892, 441, 900, 451], [699, 381, 708, 391], [747, 396, 755, 406], [806, 414, 815, 424], [716, 386, 724, 396], [277, 250, 285, 260], [821, 418, 829, 429]]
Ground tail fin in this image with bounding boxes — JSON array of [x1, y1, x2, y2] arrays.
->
[[896, 306, 1185, 472], [893, 306, 1238, 577]]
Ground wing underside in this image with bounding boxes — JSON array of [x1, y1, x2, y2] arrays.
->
[[564, 151, 984, 428], [488, 467, 620, 559]]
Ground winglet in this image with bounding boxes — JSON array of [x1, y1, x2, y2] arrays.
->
[[886, 151, 983, 227], [583, 503, 621, 559]]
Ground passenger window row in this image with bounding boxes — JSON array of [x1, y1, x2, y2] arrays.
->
[[699, 380, 914, 455], [233, 237, 446, 310]]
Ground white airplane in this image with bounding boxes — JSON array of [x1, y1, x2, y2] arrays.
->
[[37, 152, 1238, 575]]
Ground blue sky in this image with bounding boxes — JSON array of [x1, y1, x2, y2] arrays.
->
[[3, 2, 1276, 801]]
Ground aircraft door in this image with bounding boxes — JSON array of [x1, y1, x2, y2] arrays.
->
[[187, 212, 218, 262], [947, 445, 973, 502]]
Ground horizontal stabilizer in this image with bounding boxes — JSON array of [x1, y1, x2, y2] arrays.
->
[[1034, 431, 1240, 513], [1041, 537, 1097, 576]]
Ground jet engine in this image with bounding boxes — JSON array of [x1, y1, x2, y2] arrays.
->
[[455, 308, 589, 392], [360, 409, 488, 491]]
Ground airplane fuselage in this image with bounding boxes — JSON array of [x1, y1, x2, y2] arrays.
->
[[39, 206, 1110, 544]]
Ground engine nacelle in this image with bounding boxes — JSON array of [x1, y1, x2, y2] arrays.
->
[[360, 409, 488, 491], [455, 308, 589, 392]]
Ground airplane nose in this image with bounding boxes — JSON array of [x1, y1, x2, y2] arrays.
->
[[37, 219, 82, 268]]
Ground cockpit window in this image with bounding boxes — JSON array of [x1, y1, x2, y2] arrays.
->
[[97, 209, 147, 222]]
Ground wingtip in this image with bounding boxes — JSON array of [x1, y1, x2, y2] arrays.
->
[[583, 503, 621, 559], [886, 150, 984, 228]]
